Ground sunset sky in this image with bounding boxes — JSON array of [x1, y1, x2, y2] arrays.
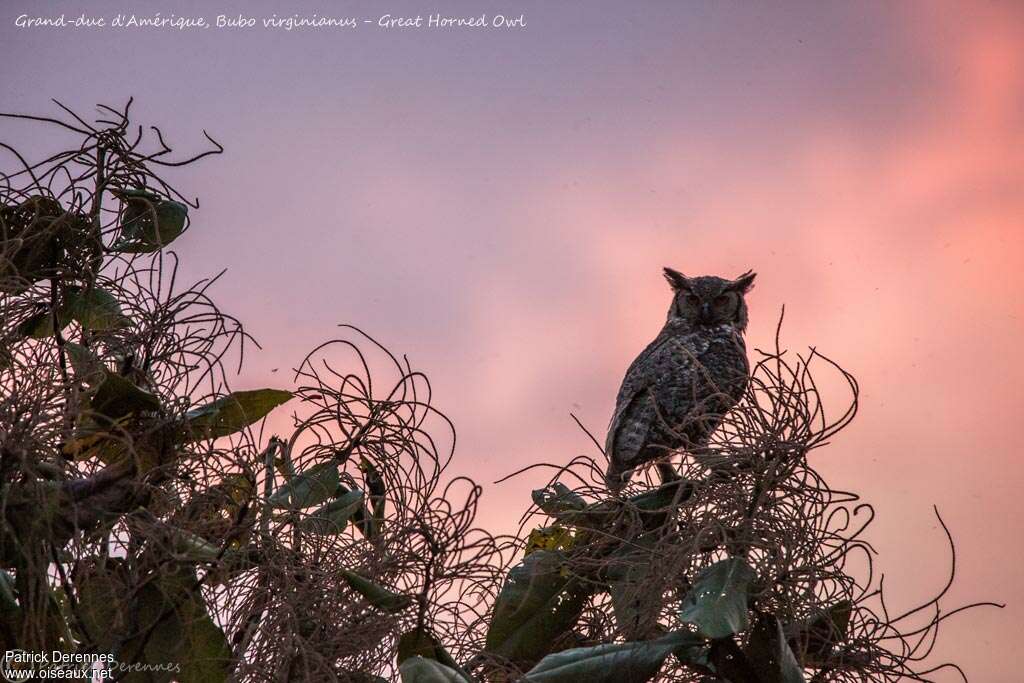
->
[[2, 0, 1022, 678]]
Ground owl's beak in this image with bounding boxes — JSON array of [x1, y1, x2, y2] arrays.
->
[[700, 302, 711, 323]]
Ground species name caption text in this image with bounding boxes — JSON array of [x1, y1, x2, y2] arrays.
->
[[13, 12, 527, 31]]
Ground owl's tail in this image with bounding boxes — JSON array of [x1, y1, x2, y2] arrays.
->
[[604, 461, 632, 494]]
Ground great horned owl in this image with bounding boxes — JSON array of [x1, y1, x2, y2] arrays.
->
[[605, 268, 756, 491]]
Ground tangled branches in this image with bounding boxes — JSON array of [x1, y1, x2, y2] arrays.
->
[[0, 101, 506, 682], [228, 330, 506, 680], [499, 317, 1000, 682], [0, 101, 995, 683]]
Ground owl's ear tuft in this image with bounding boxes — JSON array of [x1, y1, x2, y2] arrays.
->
[[663, 267, 691, 291], [729, 270, 757, 293]]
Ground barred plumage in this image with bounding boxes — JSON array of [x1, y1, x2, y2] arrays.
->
[[605, 268, 756, 490]]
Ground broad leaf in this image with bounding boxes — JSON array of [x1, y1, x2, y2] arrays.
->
[[523, 630, 706, 682], [113, 190, 189, 252], [63, 341, 104, 380], [398, 656, 469, 683], [396, 628, 465, 675], [629, 478, 695, 531], [0, 570, 17, 613], [786, 600, 852, 666], [629, 477, 694, 512], [18, 308, 71, 339], [340, 569, 412, 613], [267, 461, 339, 509], [560, 478, 692, 529], [60, 345, 164, 466], [299, 487, 364, 534], [0, 196, 65, 291], [183, 388, 292, 441], [73, 560, 129, 651], [62, 416, 131, 462], [606, 535, 663, 639], [532, 482, 586, 516], [484, 550, 590, 668], [177, 612, 232, 683], [525, 525, 574, 556], [118, 568, 230, 683], [745, 612, 806, 683], [679, 557, 756, 639], [65, 286, 131, 331], [671, 639, 714, 673], [0, 570, 21, 636], [171, 530, 222, 562], [90, 372, 162, 419]]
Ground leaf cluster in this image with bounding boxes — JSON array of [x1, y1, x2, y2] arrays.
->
[[0, 102, 996, 683]]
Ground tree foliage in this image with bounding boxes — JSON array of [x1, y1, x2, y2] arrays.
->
[[0, 102, 998, 682]]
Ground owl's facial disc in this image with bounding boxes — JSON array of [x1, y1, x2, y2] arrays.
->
[[676, 291, 701, 320], [712, 291, 737, 321], [692, 289, 740, 326], [665, 270, 752, 329]]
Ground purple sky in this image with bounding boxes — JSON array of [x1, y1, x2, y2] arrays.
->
[[3, 1, 1022, 678]]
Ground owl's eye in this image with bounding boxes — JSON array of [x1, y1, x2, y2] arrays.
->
[[713, 294, 730, 307], [685, 294, 700, 306]]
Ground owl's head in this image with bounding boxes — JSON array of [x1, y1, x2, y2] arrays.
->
[[663, 267, 756, 331]]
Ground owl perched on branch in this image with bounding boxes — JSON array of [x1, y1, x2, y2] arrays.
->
[[605, 268, 756, 491]]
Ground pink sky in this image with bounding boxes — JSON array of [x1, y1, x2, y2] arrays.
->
[[3, 0, 1022, 678]]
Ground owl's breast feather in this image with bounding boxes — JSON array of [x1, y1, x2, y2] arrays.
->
[[666, 325, 749, 399]]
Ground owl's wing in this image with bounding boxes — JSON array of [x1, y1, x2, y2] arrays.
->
[[605, 338, 673, 484], [606, 334, 706, 477], [605, 342, 659, 457], [605, 387, 652, 487]]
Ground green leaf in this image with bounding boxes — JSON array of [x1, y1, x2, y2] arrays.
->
[[671, 639, 713, 672], [171, 530, 222, 562], [118, 569, 231, 683], [398, 656, 470, 683], [0, 569, 22, 633], [90, 372, 162, 419], [532, 482, 586, 516], [606, 537, 663, 639], [182, 388, 293, 441], [0, 570, 17, 613], [679, 557, 756, 639], [484, 550, 591, 668], [397, 628, 465, 675], [113, 191, 189, 252], [299, 487, 364, 534], [559, 478, 692, 529], [786, 600, 852, 666], [65, 286, 131, 331], [340, 569, 412, 613], [59, 343, 163, 467], [74, 560, 129, 650], [178, 612, 232, 683], [629, 478, 695, 531], [0, 196, 65, 291], [0, 570, 23, 645], [267, 461, 340, 509], [746, 612, 806, 683], [17, 308, 71, 339], [524, 525, 574, 556], [523, 631, 705, 682], [63, 341, 103, 379]]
